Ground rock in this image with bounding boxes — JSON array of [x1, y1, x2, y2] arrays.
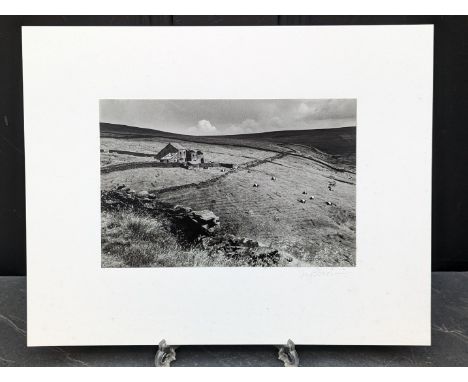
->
[[174, 205, 192, 214], [188, 210, 220, 234], [190, 210, 219, 224], [197, 232, 283, 266], [148, 193, 156, 199], [128, 189, 136, 194], [116, 184, 126, 190], [245, 239, 259, 248], [137, 190, 149, 197]]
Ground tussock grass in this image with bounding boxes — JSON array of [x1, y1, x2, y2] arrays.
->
[[328, 204, 356, 230], [101, 210, 299, 267], [101, 211, 194, 267]]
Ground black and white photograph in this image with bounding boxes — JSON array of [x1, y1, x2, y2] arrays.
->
[[100, 99, 356, 268]]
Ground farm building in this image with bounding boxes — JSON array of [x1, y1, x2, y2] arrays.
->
[[155, 143, 187, 163], [186, 149, 205, 165], [156, 143, 204, 164]]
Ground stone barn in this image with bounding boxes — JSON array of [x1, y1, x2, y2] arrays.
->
[[187, 149, 205, 165], [196, 150, 205, 164], [156, 143, 204, 165], [156, 143, 187, 163]]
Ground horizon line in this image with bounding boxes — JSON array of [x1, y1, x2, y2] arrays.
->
[[100, 121, 356, 137]]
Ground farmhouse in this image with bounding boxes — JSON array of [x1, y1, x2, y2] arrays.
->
[[156, 143, 204, 165]]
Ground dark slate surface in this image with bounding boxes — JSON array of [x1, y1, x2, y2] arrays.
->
[[1, 273, 467, 366]]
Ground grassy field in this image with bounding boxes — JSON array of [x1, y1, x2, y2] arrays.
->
[[101, 123, 356, 267], [157, 155, 355, 266], [101, 136, 274, 167], [101, 166, 223, 192]]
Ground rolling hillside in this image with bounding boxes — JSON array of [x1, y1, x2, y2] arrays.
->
[[100, 122, 356, 157], [100, 121, 356, 267]]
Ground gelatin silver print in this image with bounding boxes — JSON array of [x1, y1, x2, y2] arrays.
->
[[100, 99, 356, 267]]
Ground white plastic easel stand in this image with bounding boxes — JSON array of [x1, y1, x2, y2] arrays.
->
[[155, 339, 177, 367], [154, 338, 300, 367], [277, 339, 300, 367]]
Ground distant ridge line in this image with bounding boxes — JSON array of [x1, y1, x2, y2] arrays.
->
[[100, 122, 356, 158], [100, 122, 356, 138]]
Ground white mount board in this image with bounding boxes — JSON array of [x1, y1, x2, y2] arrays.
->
[[23, 26, 433, 346]]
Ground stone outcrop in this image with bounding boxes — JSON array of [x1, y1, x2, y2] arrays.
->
[[188, 210, 220, 234], [172, 205, 220, 235], [199, 234, 284, 267], [101, 184, 287, 266], [101, 185, 157, 210]]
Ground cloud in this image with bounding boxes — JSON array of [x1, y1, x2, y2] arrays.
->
[[296, 100, 356, 122], [100, 99, 356, 135], [237, 118, 259, 133], [269, 116, 284, 129], [298, 102, 312, 116], [223, 118, 260, 135], [186, 119, 217, 135]]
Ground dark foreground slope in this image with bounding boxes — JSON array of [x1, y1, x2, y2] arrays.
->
[[226, 127, 356, 155]]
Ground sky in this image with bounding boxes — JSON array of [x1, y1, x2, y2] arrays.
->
[[100, 99, 356, 136]]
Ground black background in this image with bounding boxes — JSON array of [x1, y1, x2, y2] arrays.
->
[[0, 16, 467, 275]]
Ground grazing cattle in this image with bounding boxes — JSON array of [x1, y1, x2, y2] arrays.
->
[[253, 183, 259, 188], [326, 201, 332, 205], [271, 176, 276, 181], [309, 196, 315, 200], [302, 191, 308, 195], [221, 169, 225, 172], [299, 199, 306, 203]]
